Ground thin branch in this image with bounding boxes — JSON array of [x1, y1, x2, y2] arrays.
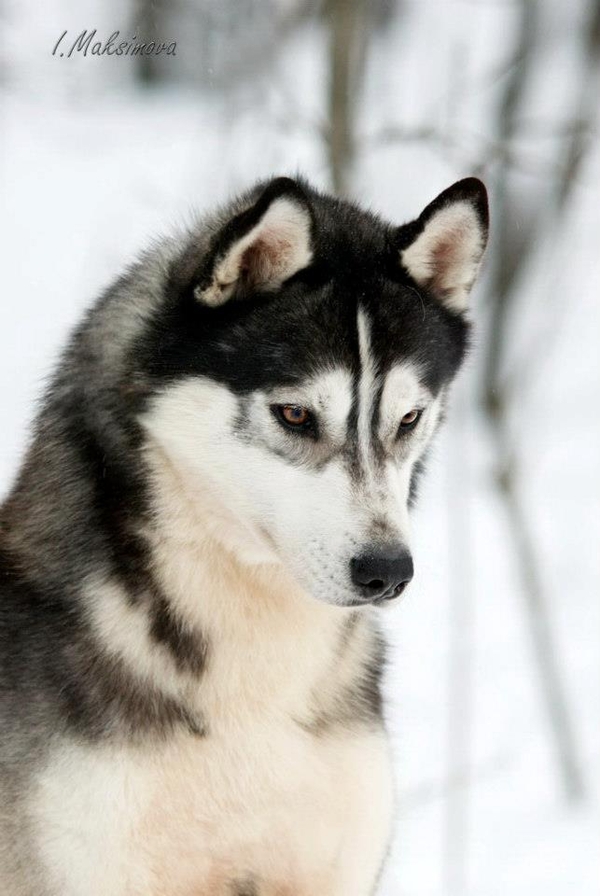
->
[[493, 441, 585, 801], [482, 0, 539, 416], [324, 0, 370, 195], [478, 0, 589, 802]]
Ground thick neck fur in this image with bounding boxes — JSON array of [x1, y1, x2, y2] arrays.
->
[[2, 428, 379, 742], [0, 225, 388, 741], [136, 442, 365, 730]]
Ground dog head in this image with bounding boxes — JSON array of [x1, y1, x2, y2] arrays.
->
[[140, 176, 488, 607]]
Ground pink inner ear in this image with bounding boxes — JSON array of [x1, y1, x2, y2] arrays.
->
[[240, 233, 295, 288], [240, 241, 266, 285], [401, 197, 485, 312], [431, 235, 456, 268], [423, 235, 456, 295]]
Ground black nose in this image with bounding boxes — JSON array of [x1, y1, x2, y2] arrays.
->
[[350, 547, 414, 603]]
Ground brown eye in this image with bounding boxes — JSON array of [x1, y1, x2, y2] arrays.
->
[[272, 404, 316, 433], [282, 405, 309, 425], [399, 409, 422, 432]]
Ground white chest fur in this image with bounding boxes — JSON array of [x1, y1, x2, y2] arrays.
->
[[29, 450, 395, 895], [34, 721, 393, 896]]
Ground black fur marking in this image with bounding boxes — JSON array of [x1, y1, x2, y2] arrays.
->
[[61, 408, 154, 603], [150, 593, 209, 676], [231, 400, 252, 440], [300, 620, 385, 736], [368, 372, 387, 468], [0, 555, 207, 744], [140, 177, 470, 404], [58, 642, 208, 742], [409, 456, 428, 507], [342, 347, 362, 482]]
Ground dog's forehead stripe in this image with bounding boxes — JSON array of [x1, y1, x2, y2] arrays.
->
[[356, 309, 380, 477], [266, 309, 430, 467]]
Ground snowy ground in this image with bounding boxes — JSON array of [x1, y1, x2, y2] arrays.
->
[[1, 4, 599, 894]]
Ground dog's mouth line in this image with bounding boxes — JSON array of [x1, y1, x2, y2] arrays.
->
[[371, 581, 410, 605], [341, 581, 410, 609]]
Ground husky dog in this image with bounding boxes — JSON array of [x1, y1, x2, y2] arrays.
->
[[0, 175, 488, 895]]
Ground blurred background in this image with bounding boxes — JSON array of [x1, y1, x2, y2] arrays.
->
[[1, 1, 599, 893]]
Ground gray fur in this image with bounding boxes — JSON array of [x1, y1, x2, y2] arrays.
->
[[0, 174, 487, 892]]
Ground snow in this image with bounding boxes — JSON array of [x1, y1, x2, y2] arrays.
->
[[1, 2, 598, 893]]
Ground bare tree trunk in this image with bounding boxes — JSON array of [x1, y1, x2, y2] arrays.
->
[[482, 0, 539, 412], [555, 0, 600, 208], [496, 441, 585, 802], [479, 0, 597, 802], [133, 0, 165, 86], [325, 0, 370, 196]]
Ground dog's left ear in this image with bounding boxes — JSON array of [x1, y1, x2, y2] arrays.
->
[[195, 177, 313, 307], [397, 178, 489, 314]]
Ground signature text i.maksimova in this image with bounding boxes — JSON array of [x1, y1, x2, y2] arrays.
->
[[52, 30, 177, 58]]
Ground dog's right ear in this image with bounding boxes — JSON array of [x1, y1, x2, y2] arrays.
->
[[397, 178, 489, 314], [194, 178, 314, 307]]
